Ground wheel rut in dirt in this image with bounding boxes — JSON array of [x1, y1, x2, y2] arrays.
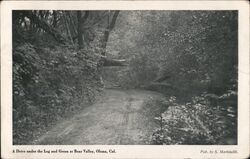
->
[[32, 89, 163, 145]]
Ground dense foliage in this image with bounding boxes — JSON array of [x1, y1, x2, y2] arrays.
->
[[106, 11, 238, 144], [108, 11, 237, 95], [152, 91, 237, 144], [13, 10, 118, 144], [13, 43, 104, 144], [13, 10, 237, 145]]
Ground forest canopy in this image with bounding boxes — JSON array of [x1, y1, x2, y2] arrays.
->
[[13, 10, 237, 145]]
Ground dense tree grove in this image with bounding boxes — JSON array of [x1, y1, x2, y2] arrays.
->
[[107, 11, 237, 94], [13, 10, 237, 144], [105, 11, 237, 144], [13, 10, 120, 144]]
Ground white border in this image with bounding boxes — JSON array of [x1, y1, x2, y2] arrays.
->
[[1, 1, 249, 158]]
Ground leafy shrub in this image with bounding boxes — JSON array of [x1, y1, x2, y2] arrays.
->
[[13, 43, 103, 144], [152, 91, 237, 145]]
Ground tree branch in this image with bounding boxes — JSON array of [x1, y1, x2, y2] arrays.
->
[[24, 11, 67, 44]]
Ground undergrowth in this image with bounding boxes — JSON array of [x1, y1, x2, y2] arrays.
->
[[151, 90, 237, 145], [13, 43, 103, 144]]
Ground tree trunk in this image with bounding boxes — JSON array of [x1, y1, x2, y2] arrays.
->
[[52, 11, 57, 27], [77, 11, 89, 49], [101, 11, 120, 55], [63, 11, 74, 45], [77, 11, 84, 49], [67, 12, 77, 38]]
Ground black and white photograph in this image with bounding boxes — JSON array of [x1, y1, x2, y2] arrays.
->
[[12, 10, 238, 145], [1, 1, 250, 159]]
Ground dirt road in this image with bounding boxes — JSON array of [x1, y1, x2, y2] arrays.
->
[[32, 89, 163, 145]]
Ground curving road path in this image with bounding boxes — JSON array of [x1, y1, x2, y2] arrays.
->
[[32, 89, 163, 145]]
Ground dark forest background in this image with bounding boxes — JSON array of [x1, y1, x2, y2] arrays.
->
[[13, 10, 237, 145]]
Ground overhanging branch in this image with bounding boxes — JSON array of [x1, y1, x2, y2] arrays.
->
[[24, 11, 67, 44]]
